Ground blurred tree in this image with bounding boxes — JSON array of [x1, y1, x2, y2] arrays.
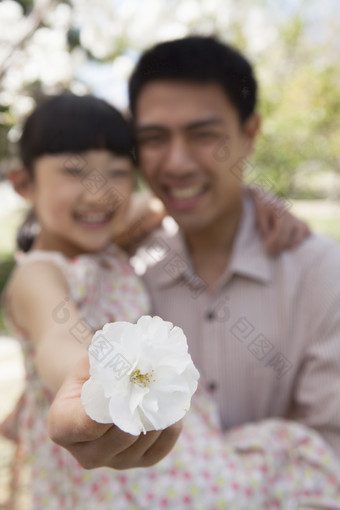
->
[[0, 0, 339, 197], [252, 5, 340, 197]]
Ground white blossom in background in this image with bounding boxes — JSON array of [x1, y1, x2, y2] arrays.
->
[[81, 316, 200, 436], [112, 54, 135, 82], [0, 0, 338, 162], [10, 96, 35, 120], [27, 28, 72, 85], [0, 0, 287, 103], [0, 0, 25, 42], [44, 2, 73, 31]]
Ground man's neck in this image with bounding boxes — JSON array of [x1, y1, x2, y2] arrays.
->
[[184, 200, 243, 290]]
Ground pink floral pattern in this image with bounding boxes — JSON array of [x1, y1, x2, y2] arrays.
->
[[3, 245, 340, 509]]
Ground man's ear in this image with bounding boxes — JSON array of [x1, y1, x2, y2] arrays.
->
[[7, 168, 34, 200], [243, 112, 261, 154]]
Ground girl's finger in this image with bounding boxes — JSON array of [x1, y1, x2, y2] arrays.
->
[[68, 424, 140, 469], [140, 421, 182, 467]]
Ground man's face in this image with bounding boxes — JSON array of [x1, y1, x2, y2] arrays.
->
[[135, 81, 259, 234]]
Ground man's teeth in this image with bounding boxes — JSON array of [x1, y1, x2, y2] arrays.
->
[[77, 213, 109, 223], [169, 185, 204, 200]]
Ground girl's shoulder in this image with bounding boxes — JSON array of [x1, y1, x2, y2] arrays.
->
[[14, 244, 129, 269], [7, 244, 133, 302], [6, 250, 70, 304], [15, 249, 69, 271], [13, 246, 111, 281], [6, 244, 148, 332], [8, 250, 69, 291], [4, 251, 70, 336]]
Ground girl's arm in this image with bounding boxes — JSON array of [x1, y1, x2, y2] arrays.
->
[[247, 186, 311, 255], [7, 261, 90, 393], [8, 260, 182, 468], [48, 356, 182, 469]]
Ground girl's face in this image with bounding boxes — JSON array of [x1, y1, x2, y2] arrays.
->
[[28, 150, 134, 257]]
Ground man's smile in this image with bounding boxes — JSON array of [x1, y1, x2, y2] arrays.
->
[[165, 183, 207, 200]]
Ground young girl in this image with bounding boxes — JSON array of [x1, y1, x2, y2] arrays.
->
[[2, 93, 153, 508], [2, 93, 340, 510]]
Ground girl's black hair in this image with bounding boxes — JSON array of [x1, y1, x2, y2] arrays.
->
[[17, 92, 134, 252], [16, 208, 40, 253], [20, 92, 134, 174]]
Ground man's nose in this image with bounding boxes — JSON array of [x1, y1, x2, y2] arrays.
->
[[162, 137, 195, 176]]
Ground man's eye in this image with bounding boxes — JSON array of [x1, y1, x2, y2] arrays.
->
[[193, 132, 217, 140], [138, 135, 164, 146], [64, 167, 84, 176]]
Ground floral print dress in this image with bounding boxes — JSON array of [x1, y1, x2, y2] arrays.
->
[[2, 245, 340, 509]]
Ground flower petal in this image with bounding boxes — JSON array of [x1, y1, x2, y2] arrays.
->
[[108, 392, 144, 435], [129, 383, 149, 415], [142, 389, 189, 430], [82, 315, 200, 435], [81, 377, 112, 423], [137, 315, 173, 345]]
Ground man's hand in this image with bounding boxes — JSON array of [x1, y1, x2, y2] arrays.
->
[[48, 356, 182, 470], [113, 190, 165, 253], [248, 186, 311, 256]]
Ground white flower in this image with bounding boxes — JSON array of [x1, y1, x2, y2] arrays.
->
[[81, 315, 200, 435]]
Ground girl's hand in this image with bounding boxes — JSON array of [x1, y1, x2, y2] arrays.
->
[[48, 355, 182, 470], [248, 186, 311, 256]]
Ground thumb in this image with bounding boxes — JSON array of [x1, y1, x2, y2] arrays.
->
[[48, 355, 112, 445]]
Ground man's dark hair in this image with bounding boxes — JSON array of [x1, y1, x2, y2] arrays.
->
[[129, 35, 257, 123]]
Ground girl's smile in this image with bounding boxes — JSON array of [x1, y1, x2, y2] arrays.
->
[[26, 150, 134, 257], [73, 210, 115, 229]]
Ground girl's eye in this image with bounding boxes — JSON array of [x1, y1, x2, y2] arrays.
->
[[108, 169, 131, 178]]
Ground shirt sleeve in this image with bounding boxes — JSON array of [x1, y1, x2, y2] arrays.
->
[[287, 242, 340, 456]]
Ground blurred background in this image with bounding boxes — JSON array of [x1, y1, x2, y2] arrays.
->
[[0, 0, 339, 507]]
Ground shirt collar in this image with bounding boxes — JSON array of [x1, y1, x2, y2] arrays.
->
[[151, 218, 197, 287], [226, 193, 272, 283], [149, 193, 272, 288]]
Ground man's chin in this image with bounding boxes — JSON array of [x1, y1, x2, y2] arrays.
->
[[170, 215, 207, 234]]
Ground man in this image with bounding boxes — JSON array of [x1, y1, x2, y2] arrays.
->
[[49, 36, 340, 465], [129, 36, 340, 451]]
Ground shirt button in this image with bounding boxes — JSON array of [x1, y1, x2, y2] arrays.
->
[[207, 381, 218, 392], [206, 311, 215, 321]]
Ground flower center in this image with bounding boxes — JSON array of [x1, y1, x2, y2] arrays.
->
[[130, 369, 155, 387]]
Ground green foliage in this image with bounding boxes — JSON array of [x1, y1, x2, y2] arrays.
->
[[0, 124, 11, 161], [250, 10, 340, 198], [0, 256, 15, 332], [67, 27, 81, 51], [12, 0, 34, 15]]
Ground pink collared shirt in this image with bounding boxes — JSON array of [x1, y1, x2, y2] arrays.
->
[[132, 194, 340, 455]]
